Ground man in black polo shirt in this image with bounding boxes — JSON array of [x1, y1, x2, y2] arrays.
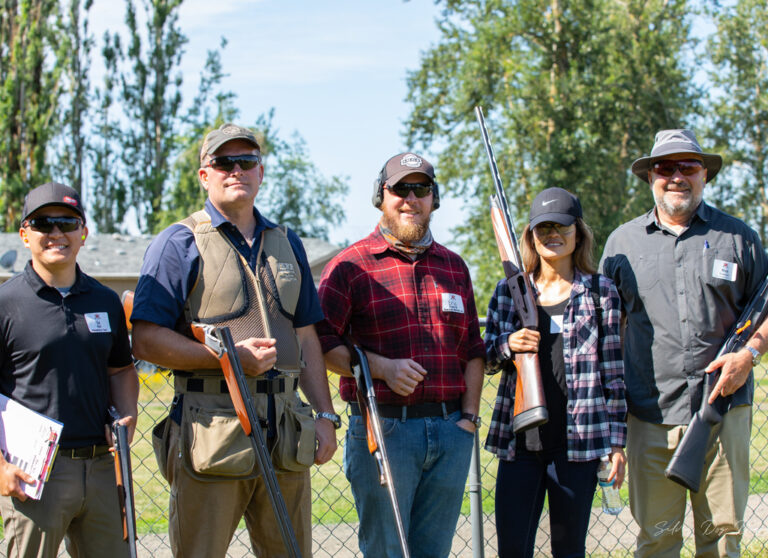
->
[[0, 182, 139, 558]]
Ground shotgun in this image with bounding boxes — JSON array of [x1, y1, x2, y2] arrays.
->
[[348, 342, 410, 558], [190, 324, 302, 558], [665, 276, 768, 492], [475, 106, 548, 433], [108, 407, 138, 558]]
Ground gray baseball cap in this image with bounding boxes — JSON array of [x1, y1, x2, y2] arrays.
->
[[529, 187, 582, 228], [199, 123, 261, 164]]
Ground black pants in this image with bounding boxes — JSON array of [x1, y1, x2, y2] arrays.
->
[[495, 446, 599, 558]]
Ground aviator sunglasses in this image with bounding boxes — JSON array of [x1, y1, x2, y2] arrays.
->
[[206, 154, 261, 173], [25, 216, 82, 233], [651, 159, 704, 177], [385, 182, 433, 199]]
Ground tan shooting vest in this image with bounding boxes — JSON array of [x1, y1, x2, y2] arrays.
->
[[178, 209, 304, 375]]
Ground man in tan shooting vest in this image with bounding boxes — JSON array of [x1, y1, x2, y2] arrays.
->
[[130, 123, 339, 557]]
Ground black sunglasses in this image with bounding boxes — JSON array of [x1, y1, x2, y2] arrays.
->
[[385, 182, 433, 199], [651, 159, 704, 177], [206, 154, 261, 173], [25, 216, 83, 233]]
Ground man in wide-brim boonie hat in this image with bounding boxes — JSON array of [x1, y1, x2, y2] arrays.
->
[[631, 129, 722, 183]]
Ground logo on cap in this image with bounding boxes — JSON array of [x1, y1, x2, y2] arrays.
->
[[400, 154, 422, 168], [62, 196, 78, 207], [221, 124, 242, 136]]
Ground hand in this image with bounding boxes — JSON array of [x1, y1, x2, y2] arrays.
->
[[236, 337, 277, 376], [705, 348, 753, 404], [380, 358, 427, 396], [506, 328, 540, 354], [607, 447, 627, 490], [456, 418, 477, 434], [313, 418, 338, 465], [0, 458, 35, 501], [104, 413, 138, 448]]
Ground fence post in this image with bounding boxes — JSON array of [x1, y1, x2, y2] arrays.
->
[[469, 430, 485, 558]]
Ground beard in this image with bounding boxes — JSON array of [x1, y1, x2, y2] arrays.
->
[[654, 187, 703, 220], [380, 210, 432, 244]]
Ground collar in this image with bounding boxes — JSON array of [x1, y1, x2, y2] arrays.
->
[[367, 226, 446, 260], [22, 260, 89, 295], [204, 199, 277, 237], [641, 201, 710, 233]]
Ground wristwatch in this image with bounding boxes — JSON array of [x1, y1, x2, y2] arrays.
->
[[316, 412, 342, 429], [461, 412, 482, 428], [745, 346, 762, 367]]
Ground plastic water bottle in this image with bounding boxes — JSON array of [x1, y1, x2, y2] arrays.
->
[[597, 456, 622, 515]]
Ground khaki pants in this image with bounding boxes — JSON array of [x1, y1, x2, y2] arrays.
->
[[0, 453, 130, 558], [627, 407, 751, 558], [166, 420, 312, 558]]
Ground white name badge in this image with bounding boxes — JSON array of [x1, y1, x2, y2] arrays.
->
[[712, 259, 738, 282], [84, 313, 111, 333], [441, 293, 465, 314], [550, 315, 563, 334]]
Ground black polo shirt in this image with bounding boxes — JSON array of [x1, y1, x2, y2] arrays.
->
[[0, 262, 133, 448]]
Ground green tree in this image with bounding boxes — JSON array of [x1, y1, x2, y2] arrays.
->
[[89, 32, 127, 232], [405, 0, 699, 300], [256, 110, 348, 241], [705, 0, 768, 244], [120, 0, 186, 233], [0, 0, 63, 229], [54, 0, 92, 194]]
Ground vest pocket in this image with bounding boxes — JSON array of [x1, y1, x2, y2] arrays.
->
[[181, 403, 258, 480], [273, 398, 316, 472]]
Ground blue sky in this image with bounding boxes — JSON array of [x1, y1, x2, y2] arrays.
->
[[90, 0, 467, 248]]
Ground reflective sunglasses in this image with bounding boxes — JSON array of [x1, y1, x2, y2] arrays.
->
[[385, 182, 433, 199], [651, 159, 704, 177], [533, 222, 575, 236], [206, 154, 261, 173], [25, 216, 82, 233]]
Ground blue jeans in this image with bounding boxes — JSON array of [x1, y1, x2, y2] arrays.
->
[[344, 409, 474, 558], [495, 447, 599, 558]]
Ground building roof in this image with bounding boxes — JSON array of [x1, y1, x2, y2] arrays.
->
[[0, 232, 342, 284]]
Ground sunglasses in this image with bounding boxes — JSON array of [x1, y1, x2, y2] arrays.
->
[[651, 159, 704, 177], [385, 182, 433, 199], [206, 154, 261, 173], [533, 222, 575, 236], [25, 216, 83, 233]]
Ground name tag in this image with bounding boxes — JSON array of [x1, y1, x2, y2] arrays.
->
[[550, 315, 563, 334], [441, 293, 465, 314], [84, 313, 111, 333], [712, 259, 738, 282]]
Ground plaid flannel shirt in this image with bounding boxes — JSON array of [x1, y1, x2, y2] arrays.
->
[[484, 270, 627, 461], [317, 228, 485, 405]]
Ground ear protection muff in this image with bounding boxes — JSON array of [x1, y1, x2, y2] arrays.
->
[[372, 165, 441, 210]]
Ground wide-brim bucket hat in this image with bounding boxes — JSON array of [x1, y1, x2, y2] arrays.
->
[[631, 129, 722, 183]]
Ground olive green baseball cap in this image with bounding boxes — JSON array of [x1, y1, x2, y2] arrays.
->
[[199, 123, 261, 164]]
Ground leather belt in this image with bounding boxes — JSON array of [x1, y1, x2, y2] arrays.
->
[[349, 399, 461, 420], [60, 444, 111, 460]]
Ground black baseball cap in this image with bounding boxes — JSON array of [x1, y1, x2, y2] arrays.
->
[[22, 182, 86, 223], [529, 187, 582, 228]]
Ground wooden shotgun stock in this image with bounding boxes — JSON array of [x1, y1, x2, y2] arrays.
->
[[476, 106, 548, 433]]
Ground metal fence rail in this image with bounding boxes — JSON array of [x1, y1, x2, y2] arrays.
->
[[4, 368, 768, 557]]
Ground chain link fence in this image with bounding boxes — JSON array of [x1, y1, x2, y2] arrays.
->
[[119, 364, 768, 558], [3, 365, 768, 557]]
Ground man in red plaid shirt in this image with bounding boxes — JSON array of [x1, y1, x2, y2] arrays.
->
[[317, 152, 485, 558]]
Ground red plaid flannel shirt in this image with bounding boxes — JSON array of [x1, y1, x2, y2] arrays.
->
[[317, 228, 485, 405]]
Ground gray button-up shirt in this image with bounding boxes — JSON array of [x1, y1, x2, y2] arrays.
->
[[600, 202, 767, 424]]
